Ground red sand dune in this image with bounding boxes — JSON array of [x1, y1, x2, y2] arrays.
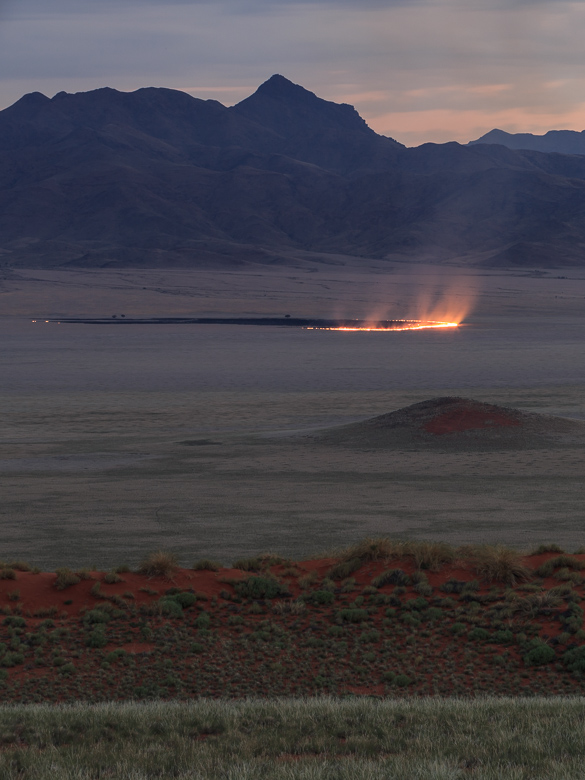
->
[[314, 396, 584, 448], [1, 548, 585, 701], [424, 401, 522, 435]]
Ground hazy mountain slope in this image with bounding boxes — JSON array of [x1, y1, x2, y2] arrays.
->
[[469, 127, 585, 156], [2, 75, 585, 268]]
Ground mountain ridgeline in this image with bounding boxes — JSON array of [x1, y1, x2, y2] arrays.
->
[[2, 74, 585, 269]]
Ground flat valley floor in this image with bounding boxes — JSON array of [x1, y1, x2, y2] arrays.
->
[[1, 259, 585, 568]]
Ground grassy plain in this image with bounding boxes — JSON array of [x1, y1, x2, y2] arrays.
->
[[1, 697, 585, 779], [2, 263, 585, 568]]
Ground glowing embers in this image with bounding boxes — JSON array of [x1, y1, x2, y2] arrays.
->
[[305, 320, 460, 331]]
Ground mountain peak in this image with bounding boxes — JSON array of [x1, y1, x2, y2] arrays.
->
[[255, 74, 318, 101], [232, 74, 375, 140]]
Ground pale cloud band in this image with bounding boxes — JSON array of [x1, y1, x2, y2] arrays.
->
[[1, 0, 585, 144]]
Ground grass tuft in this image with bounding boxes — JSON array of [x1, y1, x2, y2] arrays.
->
[[8, 561, 32, 572], [530, 543, 566, 555], [469, 545, 531, 585], [403, 541, 457, 571], [103, 571, 123, 584], [54, 568, 81, 590], [193, 559, 221, 572], [137, 551, 179, 578]]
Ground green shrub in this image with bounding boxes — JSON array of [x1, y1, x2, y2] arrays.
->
[[413, 583, 433, 597], [193, 559, 221, 571], [234, 576, 289, 600], [105, 649, 128, 664], [1, 652, 24, 667], [563, 646, 585, 675], [9, 561, 32, 572], [83, 609, 110, 625], [232, 557, 264, 572], [450, 622, 466, 635], [158, 599, 184, 618], [423, 607, 443, 622], [86, 629, 107, 648], [3, 616, 26, 628], [103, 571, 123, 584], [530, 543, 565, 555], [400, 613, 421, 626], [328, 558, 362, 580], [524, 644, 555, 666], [395, 674, 412, 687], [0, 569, 16, 580], [195, 612, 211, 630], [190, 642, 204, 653], [468, 627, 490, 642], [307, 590, 335, 606], [494, 629, 514, 644], [59, 662, 76, 675], [336, 608, 368, 623], [168, 592, 197, 609], [371, 569, 409, 588], [405, 597, 429, 611], [54, 568, 80, 590], [358, 630, 380, 643], [440, 580, 468, 594], [537, 556, 585, 578]]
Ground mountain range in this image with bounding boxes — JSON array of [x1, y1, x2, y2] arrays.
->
[[469, 128, 585, 156], [2, 74, 585, 269]]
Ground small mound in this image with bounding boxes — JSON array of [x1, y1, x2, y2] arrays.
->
[[423, 399, 521, 435], [311, 397, 585, 450]]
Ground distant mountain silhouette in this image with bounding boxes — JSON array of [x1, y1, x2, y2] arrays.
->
[[469, 128, 585, 156], [3, 75, 585, 269]]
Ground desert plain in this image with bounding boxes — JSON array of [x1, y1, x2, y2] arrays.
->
[[1, 258, 585, 569]]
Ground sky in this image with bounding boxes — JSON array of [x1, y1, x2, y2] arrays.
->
[[1, 0, 585, 146]]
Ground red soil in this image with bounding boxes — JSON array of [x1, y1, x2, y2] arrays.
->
[[1, 550, 585, 702], [424, 404, 522, 435]]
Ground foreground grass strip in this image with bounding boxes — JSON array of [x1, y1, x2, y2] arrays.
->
[[1, 697, 585, 778]]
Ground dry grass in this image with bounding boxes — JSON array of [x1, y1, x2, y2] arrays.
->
[[336, 537, 396, 563], [516, 592, 563, 616], [53, 568, 81, 590], [193, 559, 222, 571], [272, 599, 307, 615], [469, 544, 531, 585], [402, 541, 457, 571], [137, 551, 179, 578], [3, 698, 585, 779], [530, 543, 566, 555], [328, 537, 457, 576]]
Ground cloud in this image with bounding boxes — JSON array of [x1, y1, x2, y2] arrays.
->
[[2, 0, 585, 144]]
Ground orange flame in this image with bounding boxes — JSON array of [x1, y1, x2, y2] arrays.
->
[[305, 320, 459, 331]]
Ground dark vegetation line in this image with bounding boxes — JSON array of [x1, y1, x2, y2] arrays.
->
[[43, 317, 413, 327]]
